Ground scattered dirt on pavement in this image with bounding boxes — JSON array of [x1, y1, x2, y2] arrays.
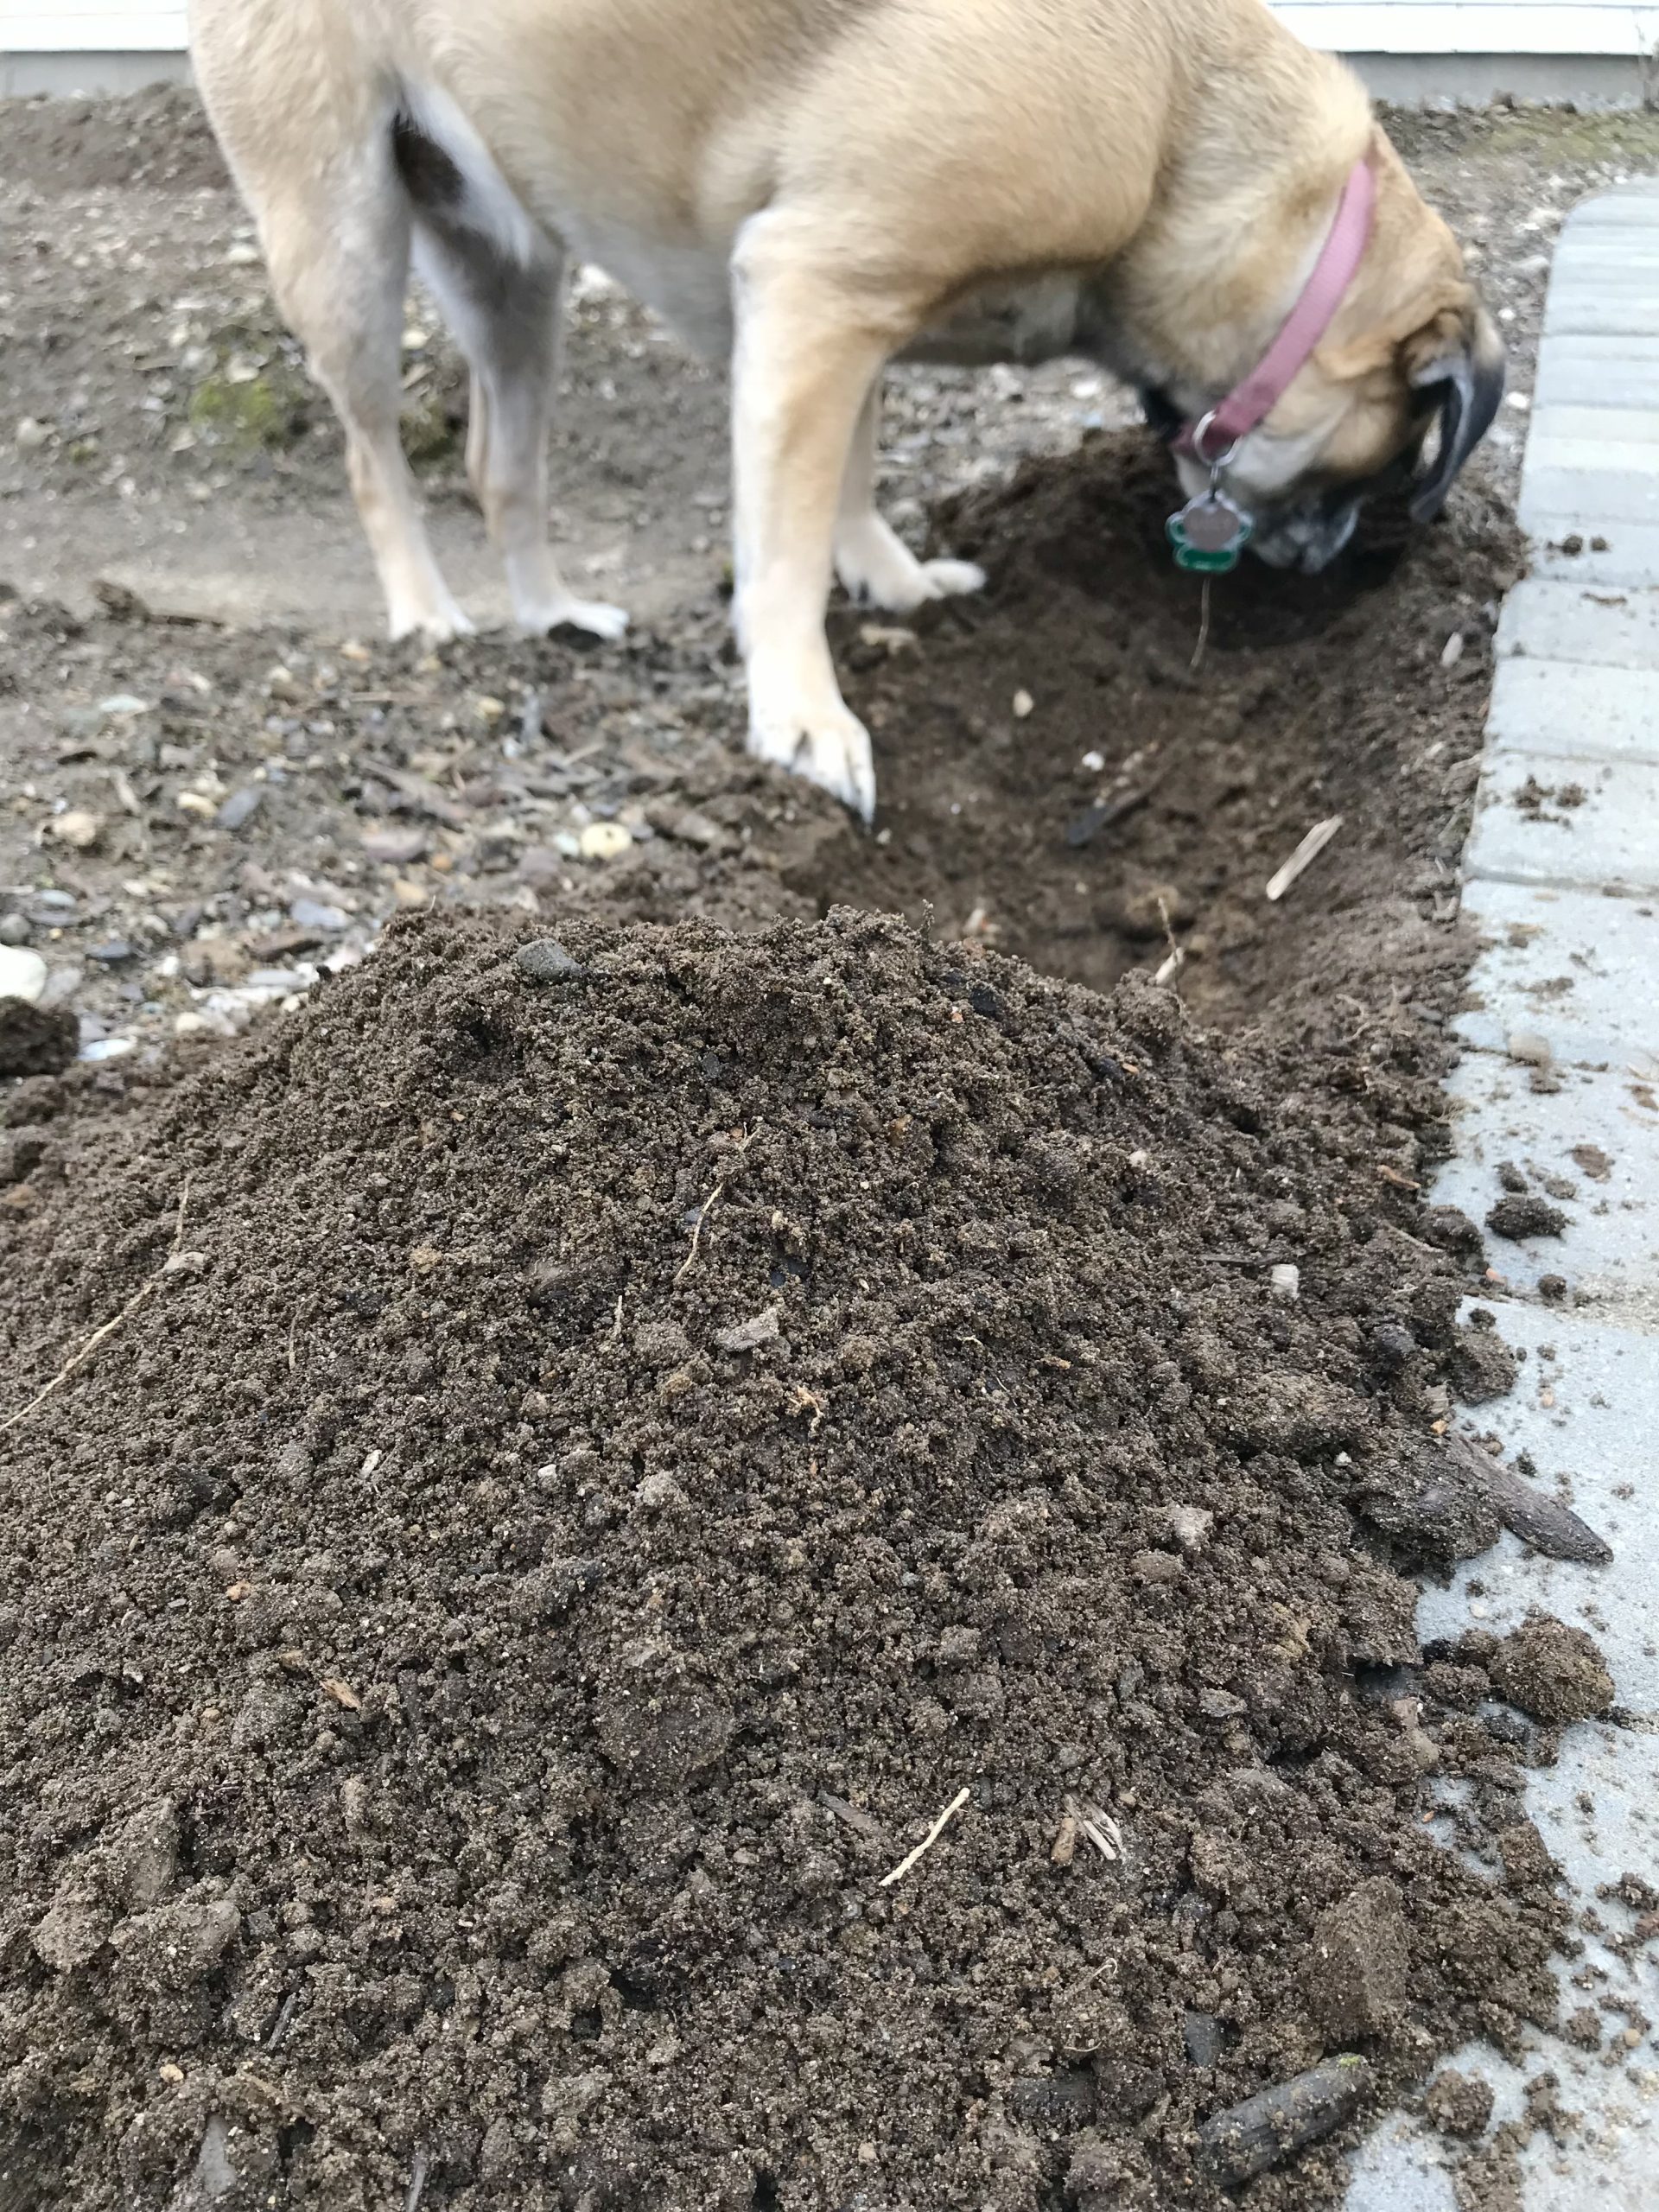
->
[[0, 911, 1583, 2212]]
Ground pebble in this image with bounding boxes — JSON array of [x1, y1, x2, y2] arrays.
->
[[49, 809, 104, 851], [1012, 689, 1034, 720], [362, 824, 429, 865], [1441, 632, 1465, 669], [14, 416, 49, 453], [579, 822, 633, 861], [717, 1308, 782, 1354], [1080, 749, 1106, 773], [80, 1037, 137, 1063], [0, 912, 29, 947], [216, 786, 263, 833], [98, 694, 151, 718], [1506, 1028, 1553, 1069], [289, 898, 349, 934], [1167, 1503, 1214, 1553], [88, 938, 135, 963], [0, 946, 48, 1005], [1269, 1263, 1301, 1303], [1184, 2011, 1226, 2069], [516, 938, 588, 984], [1198, 1688, 1247, 1721]]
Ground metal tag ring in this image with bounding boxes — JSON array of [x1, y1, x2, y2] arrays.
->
[[1189, 410, 1241, 470]]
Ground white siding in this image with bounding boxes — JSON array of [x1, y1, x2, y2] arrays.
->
[[3, 0, 1657, 60], [2, 3, 189, 52], [1276, 3, 1659, 52]]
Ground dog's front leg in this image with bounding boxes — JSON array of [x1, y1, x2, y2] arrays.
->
[[731, 217, 905, 823], [836, 380, 987, 614]]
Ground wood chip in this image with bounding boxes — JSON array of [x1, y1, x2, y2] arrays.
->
[[821, 1792, 889, 1844], [322, 1678, 362, 1712], [1265, 816, 1343, 903], [1443, 1429, 1612, 1565], [1198, 2056, 1374, 2186]]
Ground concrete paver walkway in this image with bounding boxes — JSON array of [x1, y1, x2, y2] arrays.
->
[[1348, 182, 1659, 2209]]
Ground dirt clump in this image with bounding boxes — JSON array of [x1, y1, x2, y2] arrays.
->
[[0, 997, 77, 1079], [0, 911, 1569, 2209], [1424, 2069, 1495, 2140], [1300, 1879, 1411, 2045], [1485, 1194, 1567, 1243], [1486, 1619, 1617, 1726]]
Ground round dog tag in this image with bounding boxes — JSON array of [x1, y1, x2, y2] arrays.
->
[[1167, 491, 1254, 575]]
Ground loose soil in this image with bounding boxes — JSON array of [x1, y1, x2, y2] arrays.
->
[[0, 83, 1638, 2212], [0, 912, 1575, 2212]]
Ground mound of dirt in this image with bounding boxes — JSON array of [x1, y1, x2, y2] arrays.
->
[[0, 912, 1570, 2209]]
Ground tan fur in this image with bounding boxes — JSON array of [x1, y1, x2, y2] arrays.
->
[[188, 0, 1500, 818]]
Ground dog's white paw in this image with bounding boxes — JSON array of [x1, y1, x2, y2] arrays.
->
[[836, 518, 987, 615], [389, 600, 475, 645], [519, 595, 630, 643], [748, 694, 876, 823]]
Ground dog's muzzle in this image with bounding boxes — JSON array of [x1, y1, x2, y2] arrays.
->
[[1249, 492, 1363, 575]]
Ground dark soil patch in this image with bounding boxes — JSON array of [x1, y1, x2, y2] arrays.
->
[[1, 906, 1575, 2212], [808, 437, 1523, 1022]]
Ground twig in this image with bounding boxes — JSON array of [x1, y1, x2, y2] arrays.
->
[[404, 2152, 430, 2212], [1190, 577, 1212, 675], [675, 1181, 725, 1283], [287, 1313, 298, 1376], [1, 1178, 191, 1437], [266, 1992, 299, 2052], [675, 1127, 755, 1282], [880, 1786, 971, 1888], [1265, 816, 1343, 904], [1153, 893, 1185, 990], [1064, 1794, 1124, 1863]]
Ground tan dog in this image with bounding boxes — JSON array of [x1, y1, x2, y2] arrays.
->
[[189, 0, 1503, 821]]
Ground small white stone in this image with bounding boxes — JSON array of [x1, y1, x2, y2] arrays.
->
[[1441, 632, 1465, 670], [0, 946, 49, 1004], [1269, 1263, 1301, 1303], [49, 810, 104, 851], [1167, 1504, 1214, 1553], [14, 416, 50, 452], [1012, 689, 1034, 721], [1507, 1029, 1554, 1069], [1081, 750, 1106, 773], [80, 1037, 136, 1063], [580, 822, 633, 861]]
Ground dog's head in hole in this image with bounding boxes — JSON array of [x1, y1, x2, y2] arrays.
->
[[1144, 142, 1505, 575]]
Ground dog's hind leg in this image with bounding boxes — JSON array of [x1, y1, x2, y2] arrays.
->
[[254, 147, 472, 644], [834, 379, 986, 614], [411, 214, 627, 641]]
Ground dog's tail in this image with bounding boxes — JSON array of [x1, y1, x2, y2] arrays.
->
[[390, 81, 543, 270]]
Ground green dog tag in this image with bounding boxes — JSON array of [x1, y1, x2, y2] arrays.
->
[[1167, 491, 1253, 575]]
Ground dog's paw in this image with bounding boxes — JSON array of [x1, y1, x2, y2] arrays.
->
[[836, 518, 987, 615], [747, 695, 876, 823], [519, 595, 630, 643], [388, 596, 475, 645]]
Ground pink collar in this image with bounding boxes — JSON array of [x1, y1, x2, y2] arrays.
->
[[1174, 159, 1377, 465]]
